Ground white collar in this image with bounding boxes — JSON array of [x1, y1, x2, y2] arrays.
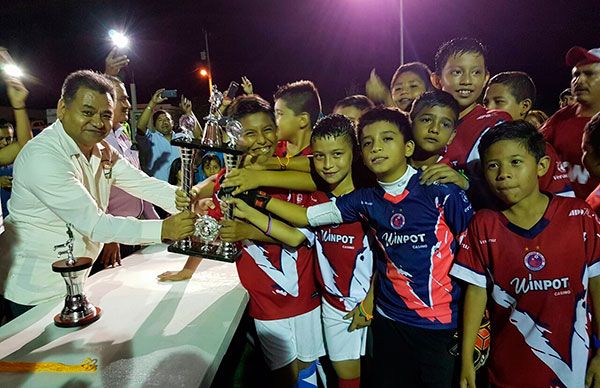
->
[[377, 165, 417, 196]]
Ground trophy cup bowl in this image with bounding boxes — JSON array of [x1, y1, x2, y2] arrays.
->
[[52, 257, 102, 327]]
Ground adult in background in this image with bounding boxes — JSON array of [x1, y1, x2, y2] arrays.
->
[[0, 70, 196, 322]]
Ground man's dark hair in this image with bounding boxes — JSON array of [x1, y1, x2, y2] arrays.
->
[[559, 88, 572, 100], [488, 71, 536, 105], [584, 112, 600, 156], [334, 95, 375, 113], [409, 90, 460, 123], [434, 37, 488, 75], [61, 70, 115, 106], [479, 120, 546, 162], [390, 62, 434, 91], [273, 80, 322, 127], [0, 119, 14, 131], [152, 110, 170, 127], [229, 94, 275, 123], [357, 106, 413, 143]]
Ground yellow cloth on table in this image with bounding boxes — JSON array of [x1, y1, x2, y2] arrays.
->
[[0, 357, 97, 373]]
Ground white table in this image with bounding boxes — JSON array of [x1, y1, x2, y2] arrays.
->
[[0, 244, 248, 387]]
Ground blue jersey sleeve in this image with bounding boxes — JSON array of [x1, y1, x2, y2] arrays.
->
[[442, 185, 474, 236], [334, 188, 371, 224]]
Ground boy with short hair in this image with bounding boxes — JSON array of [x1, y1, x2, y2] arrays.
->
[[483, 71, 574, 197], [583, 113, 600, 214], [333, 94, 375, 129], [450, 120, 600, 387], [432, 37, 511, 171]]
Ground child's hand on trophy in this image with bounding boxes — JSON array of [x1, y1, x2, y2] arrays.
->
[[227, 198, 252, 220], [221, 168, 261, 196], [220, 219, 255, 242]]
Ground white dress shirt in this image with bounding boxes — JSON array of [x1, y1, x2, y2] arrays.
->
[[0, 120, 178, 305]]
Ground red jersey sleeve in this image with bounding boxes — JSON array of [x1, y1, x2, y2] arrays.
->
[[450, 212, 491, 288], [539, 142, 574, 196]]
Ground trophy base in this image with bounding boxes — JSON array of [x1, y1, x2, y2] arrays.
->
[[52, 257, 93, 272], [168, 243, 240, 263], [54, 306, 102, 328]]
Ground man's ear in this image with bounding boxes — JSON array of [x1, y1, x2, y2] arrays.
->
[[537, 155, 551, 177], [430, 73, 442, 89], [520, 99, 533, 119], [57, 98, 66, 120]]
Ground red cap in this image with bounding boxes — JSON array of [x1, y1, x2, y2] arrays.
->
[[566, 46, 600, 67]]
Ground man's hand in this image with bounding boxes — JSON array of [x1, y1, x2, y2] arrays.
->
[[365, 69, 390, 103], [419, 164, 470, 190], [179, 95, 193, 115], [219, 219, 255, 242], [150, 88, 168, 108], [0, 176, 12, 189], [586, 353, 600, 388], [343, 305, 372, 332], [459, 363, 477, 388], [157, 268, 194, 282], [241, 76, 253, 95], [6, 77, 28, 109], [221, 168, 262, 195], [161, 211, 197, 242], [99, 242, 121, 268], [104, 47, 129, 76]]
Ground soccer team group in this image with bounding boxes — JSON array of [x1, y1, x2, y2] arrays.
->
[[167, 37, 600, 388]]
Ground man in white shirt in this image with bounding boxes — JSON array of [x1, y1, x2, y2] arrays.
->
[[0, 70, 196, 321]]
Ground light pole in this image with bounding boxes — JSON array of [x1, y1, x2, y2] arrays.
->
[[399, 0, 404, 65]]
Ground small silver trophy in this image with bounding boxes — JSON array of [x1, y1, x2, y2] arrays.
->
[[51, 224, 102, 327], [168, 85, 244, 262], [176, 114, 198, 251]]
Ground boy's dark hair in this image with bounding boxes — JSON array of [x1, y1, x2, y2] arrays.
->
[[434, 37, 488, 75], [559, 88, 572, 100], [409, 90, 460, 123], [273, 80, 322, 127], [333, 95, 375, 113], [390, 62, 434, 91], [479, 120, 546, 162], [488, 71, 536, 105], [61, 70, 115, 106], [228, 94, 275, 123], [152, 110, 170, 127], [0, 119, 13, 131], [202, 153, 222, 169], [168, 158, 182, 186], [584, 112, 600, 156], [357, 106, 413, 142]]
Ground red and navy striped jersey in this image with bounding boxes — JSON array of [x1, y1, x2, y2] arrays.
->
[[311, 191, 375, 312], [451, 195, 600, 388], [334, 170, 473, 329]]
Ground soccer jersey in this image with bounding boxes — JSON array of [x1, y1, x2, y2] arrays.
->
[[274, 140, 313, 158], [311, 191, 374, 312], [208, 169, 320, 320], [587, 184, 600, 216], [540, 142, 574, 197], [450, 195, 600, 388], [541, 104, 598, 199], [334, 169, 473, 329]]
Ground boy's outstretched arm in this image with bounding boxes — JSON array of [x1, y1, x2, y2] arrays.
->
[[221, 168, 316, 196], [157, 256, 203, 282], [460, 284, 487, 388], [586, 276, 600, 388]]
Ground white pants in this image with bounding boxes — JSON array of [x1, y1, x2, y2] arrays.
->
[[322, 298, 367, 362]]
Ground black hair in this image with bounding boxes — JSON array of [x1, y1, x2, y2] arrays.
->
[[488, 71, 536, 105], [168, 158, 182, 186], [310, 113, 377, 189], [478, 120, 546, 162], [390, 62, 434, 91], [333, 95, 375, 113], [228, 94, 275, 123], [357, 106, 413, 143], [434, 37, 488, 75], [409, 90, 460, 123], [0, 119, 13, 131], [152, 110, 170, 127], [202, 153, 222, 169], [559, 88, 572, 100], [273, 80, 322, 127], [584, 112, 600, 156], [61, 70, 115, 106]]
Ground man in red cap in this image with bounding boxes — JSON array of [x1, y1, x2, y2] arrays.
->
[[541, 46, 600, 199]]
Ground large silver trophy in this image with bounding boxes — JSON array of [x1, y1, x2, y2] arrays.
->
[[169, 85, 244, 262], [51, 224, 102, 327]]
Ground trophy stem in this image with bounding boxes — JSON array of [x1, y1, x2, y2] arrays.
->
[[178, 147, 196, 251]]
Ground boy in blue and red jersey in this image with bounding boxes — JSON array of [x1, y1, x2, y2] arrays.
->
[[451, 120, 600, 387]]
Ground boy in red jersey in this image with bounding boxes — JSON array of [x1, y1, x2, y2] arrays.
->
[[231, 114, 375, 388], [450, 121, 600, 387], [483, 71, 574, 197], [541, 46, 600, 199]]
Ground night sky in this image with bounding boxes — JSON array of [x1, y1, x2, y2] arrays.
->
[[1, 0, 598, 117]]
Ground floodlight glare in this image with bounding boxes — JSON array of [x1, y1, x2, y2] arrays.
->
[[199, 68, 209, 77], [109, 29, 129, 49], [3, 64, 23, 78]]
